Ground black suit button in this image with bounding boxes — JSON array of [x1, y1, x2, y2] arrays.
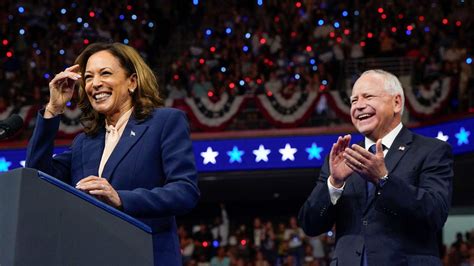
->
[[363, 220, 368, 226]]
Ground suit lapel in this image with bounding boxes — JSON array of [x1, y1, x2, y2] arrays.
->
[[101, 117, 148, 181], [384, 127, 413, 174], [82, 129, 105, 177], [349, 140, 367, 210]]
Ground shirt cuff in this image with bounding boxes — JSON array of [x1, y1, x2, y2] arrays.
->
[[327, 177, 345, 205]]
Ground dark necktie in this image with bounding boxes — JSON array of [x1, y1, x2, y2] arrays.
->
[[366, 144, 377, 201]]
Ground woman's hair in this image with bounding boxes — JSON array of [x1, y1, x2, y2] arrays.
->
[[74, 42, 163, 135]]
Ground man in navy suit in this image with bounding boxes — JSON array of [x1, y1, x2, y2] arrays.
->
[[299, 69, 453, 265]]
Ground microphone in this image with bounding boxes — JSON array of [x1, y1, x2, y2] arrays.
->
[[0, 114, 24, 140]]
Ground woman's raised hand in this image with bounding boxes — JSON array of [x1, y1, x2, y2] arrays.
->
[[45, 64, 81, 117]]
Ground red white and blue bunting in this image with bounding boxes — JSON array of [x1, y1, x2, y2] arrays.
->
[[0, 75, 457, 137], [255, 91, 319, 128]]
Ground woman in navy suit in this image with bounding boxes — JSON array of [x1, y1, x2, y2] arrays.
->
[[26, 42, 200, 265]]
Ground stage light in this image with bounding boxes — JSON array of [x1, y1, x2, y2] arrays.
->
[[60, 8, 67, 15], [18, 6, 25, 14], [342, 11, 348, 17], [205, 29, 212, 36], [245, 32, 251, 39]]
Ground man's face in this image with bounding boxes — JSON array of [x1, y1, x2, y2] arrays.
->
[[350, 73, 402, 140]]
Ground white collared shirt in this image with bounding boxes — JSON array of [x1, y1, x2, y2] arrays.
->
[[327, 123, 403, 205]]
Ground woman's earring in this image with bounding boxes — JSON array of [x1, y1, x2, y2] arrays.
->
[[129, 88, 135, 95]]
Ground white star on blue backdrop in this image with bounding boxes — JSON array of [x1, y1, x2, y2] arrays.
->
[[279, 143, 297, 161], [200, 147, 219, 165], [253, 145, 271, 162], [436, 131, 449, 142]]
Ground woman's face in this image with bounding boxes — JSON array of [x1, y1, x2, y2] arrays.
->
[[84, 50, 136, 123]]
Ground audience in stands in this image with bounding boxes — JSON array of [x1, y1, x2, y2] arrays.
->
[[180, 204, 474, 266], [1, 1, 473, 134]]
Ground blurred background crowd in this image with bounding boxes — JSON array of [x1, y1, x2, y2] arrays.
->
[[1, 0, 473, 265]]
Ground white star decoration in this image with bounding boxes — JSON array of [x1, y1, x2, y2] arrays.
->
[[436, 131, 449, 142], [253, 145, 271, 162], [200, 147, 219, 165], [279, 143, 297, 161]]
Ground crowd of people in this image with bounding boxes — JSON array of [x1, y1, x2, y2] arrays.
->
[[179, 205, 474, 266], [1, 1, 473, 132], [165, 0, 473, 113]]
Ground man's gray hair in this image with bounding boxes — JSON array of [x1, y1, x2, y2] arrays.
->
[[360, 69, 405, 114]]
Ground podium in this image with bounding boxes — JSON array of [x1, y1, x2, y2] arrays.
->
[[0, 168, 155, 265]]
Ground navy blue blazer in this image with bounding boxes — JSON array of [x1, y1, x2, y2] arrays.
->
[[299, 127, 453, 266], [26, 107, 200, 266]]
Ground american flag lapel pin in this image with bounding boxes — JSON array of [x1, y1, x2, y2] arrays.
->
[[130, 130, 136, 137], [398, 146, 405, 151]]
